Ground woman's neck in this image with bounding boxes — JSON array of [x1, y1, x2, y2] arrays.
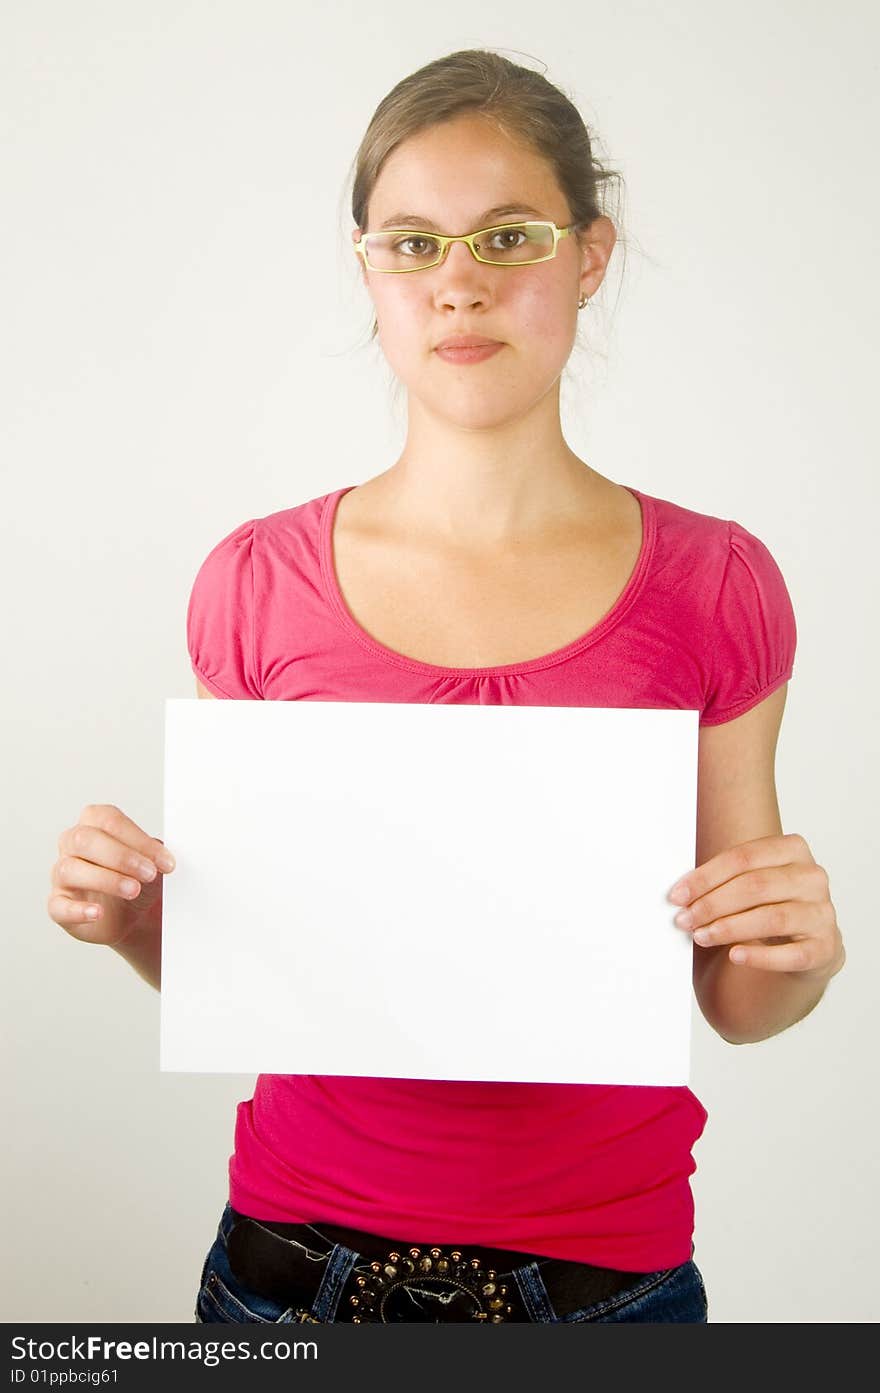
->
[[368, 408, 611, 551]]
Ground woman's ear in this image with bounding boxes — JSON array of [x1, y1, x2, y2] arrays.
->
[[351, 227, 369, 287], [578, 215, 617, 302]]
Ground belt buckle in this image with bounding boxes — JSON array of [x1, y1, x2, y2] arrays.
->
[[348, 1245, 517, 1324]]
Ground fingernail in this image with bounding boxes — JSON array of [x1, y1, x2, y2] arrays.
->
[[668, 882, 690, 904], [157, 851, 175, 872]]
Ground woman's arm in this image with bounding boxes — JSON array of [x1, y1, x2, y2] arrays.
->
[[688, 684, 845, 1044]]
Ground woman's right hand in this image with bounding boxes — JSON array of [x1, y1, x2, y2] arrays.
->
[[47, 804, 176, 948]]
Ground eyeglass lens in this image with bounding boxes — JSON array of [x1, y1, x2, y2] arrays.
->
[[364, 223, 555, 271]]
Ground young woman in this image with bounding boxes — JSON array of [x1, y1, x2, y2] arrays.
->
[[48, 49, 845, 1325]]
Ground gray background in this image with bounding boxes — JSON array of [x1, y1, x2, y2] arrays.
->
[[3, 0, 877, 1322]]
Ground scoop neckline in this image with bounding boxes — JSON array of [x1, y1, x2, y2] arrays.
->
[[318, 482, 656, 679]]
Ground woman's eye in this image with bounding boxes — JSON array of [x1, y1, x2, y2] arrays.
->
[[490, 228, 526, 249], [396, 236, 435, 256]]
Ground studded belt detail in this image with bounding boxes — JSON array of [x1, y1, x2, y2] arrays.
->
[[347, 1243, 515, 1323]]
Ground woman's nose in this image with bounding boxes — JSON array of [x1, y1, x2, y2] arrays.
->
[[434, 240, 492, 298]]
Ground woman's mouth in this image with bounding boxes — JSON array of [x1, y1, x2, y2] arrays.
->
[[434, 342, 504, 365]]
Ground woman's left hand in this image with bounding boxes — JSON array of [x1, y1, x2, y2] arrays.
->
[[667, 832, 846, 978]]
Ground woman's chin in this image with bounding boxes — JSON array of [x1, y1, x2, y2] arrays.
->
[[410, 387, 532, 433]]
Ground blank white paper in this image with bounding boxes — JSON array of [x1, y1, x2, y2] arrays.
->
[[160, 700, 699, 1084]]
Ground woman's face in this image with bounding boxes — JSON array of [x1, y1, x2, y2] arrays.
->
[[352, 113, 615, 432]]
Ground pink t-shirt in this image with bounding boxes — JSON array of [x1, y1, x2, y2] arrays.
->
[[186, 483, 797, 1269]]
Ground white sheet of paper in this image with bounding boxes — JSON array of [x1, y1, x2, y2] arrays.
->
[[160, 700, 699, 1085]]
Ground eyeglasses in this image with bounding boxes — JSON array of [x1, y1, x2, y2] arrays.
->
[[353, 220, 582, 273]]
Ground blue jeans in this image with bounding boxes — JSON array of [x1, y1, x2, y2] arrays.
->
[[195, 1203, 708, 1324]]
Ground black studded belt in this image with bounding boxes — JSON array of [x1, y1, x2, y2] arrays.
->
[[226, 1209, 652, 1323]]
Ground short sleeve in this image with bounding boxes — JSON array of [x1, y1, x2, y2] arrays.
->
[[699, 520, 797, 726], [186, 518, 263, 699]]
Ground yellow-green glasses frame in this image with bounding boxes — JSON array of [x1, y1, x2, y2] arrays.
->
[[353, 219, 582, 273]]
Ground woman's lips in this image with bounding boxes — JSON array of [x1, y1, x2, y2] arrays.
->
[[434, 342, 504, 364]]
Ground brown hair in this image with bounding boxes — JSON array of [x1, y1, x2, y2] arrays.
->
[[343, 48, 628, 349]]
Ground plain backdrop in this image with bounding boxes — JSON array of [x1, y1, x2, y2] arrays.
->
[[3, 0, 877, 1324]]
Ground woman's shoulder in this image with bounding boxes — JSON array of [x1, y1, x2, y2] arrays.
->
[[635, 485, 729, 544], [641, 486, 789, 580], [257, 485, 346, 539], [635, 485, 790, 591], [196, 487, 354, 567]]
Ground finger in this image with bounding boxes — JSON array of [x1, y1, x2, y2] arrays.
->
[[47, 890, 124, 945], [60, 812, 175, 878], [674, 865, 802, 932], [725, 938, 828, 972], [687, 898, 828, 947], [67, 803, 176, 870], [53, 852, 153, 902], [667, 832, 811, 906]]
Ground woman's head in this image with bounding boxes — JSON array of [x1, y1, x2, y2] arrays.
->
[[345, 50, 624, 427]]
